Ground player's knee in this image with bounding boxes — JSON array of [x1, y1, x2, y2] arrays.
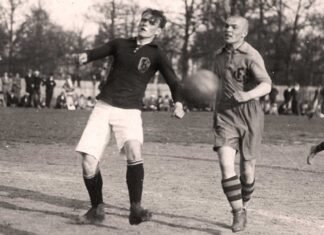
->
[[81, 153, 99, 177], [124, 140, 142, 162], [241, 161, 256, 182]]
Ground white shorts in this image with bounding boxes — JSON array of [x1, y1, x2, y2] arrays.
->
[[75, 100, 143, 160]]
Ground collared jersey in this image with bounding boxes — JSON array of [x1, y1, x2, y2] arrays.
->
[[86, 38, 182, 110], [213, 42, 272, 110]]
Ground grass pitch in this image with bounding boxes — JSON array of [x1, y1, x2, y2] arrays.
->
[[0, 108, 323, 235]]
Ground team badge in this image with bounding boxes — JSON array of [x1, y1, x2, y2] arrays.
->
[[138, 57, 151, 73]]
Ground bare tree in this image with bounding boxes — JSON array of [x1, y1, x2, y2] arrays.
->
[[174, 0, 202, 80], [0, 0, 24, 72]]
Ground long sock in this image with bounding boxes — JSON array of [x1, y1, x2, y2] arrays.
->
[[314, 142, 324, 154], [126, 161, 144, 205], [84, 170, 103, 207], [222, 175, 243, 212], [240, 176, 255, 204]]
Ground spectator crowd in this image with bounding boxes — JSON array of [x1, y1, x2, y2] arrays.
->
[[1, 69, 324, 117], [0, 70, 173, 112], [260, 82, 324, 118], [0, 70, 96, 110]]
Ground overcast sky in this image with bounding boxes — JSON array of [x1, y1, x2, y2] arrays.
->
[[10, 0, 324, 37], [23, 0, 183, 37]]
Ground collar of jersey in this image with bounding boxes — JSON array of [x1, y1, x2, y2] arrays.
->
[[216, 41, 249, 55], [131, 37, 158, 47]]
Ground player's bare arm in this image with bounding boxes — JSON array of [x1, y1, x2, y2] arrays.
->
[[233, 82, 271, 103]]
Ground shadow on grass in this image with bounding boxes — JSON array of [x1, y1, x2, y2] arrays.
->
[[0, 185, 226, 234], [0, 201, 119, 231], [145, 152, 324, 175], [0, 223, 37, 235]]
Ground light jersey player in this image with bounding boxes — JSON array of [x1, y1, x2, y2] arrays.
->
[[212, 16, 272, 232], [74, 8, 185, 225]]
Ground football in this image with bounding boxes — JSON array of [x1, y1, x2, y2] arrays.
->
[[182, 69, 220, 106]]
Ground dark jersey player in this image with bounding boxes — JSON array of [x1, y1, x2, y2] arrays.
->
[[73, 9, 185, 225], [307, 142, 324, 165]]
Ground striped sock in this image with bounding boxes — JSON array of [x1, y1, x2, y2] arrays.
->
[[240, 176, 255, 204], [222, 175, 242, 211]]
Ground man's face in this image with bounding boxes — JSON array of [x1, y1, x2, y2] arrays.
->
[[138, 12, 162, 39], [223, 17, 247, 45]]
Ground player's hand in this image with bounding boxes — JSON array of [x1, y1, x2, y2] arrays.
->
[[233, 91, 251, 103], [172, 102, 185, 119], [72, 53, 87, 65]]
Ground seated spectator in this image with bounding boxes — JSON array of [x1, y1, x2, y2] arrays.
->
[[7, 92, 19, 107], [19, 93, 30, 107], [77, 94, 87, 110], [55, 91, 67, 109], [86, 96, 95, 110], [146, 95, 158, 111], [160, 95, 171, 111]]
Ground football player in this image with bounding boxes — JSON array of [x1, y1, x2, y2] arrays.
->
[[307, 142, 324, 165], [212, 16, 272, 232], [73, 8, 185, 225]]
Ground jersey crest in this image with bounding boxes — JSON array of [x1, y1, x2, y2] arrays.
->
[[138, 57, 151, 73]]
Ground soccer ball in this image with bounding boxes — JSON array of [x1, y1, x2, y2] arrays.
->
[[182, 69, 220, 106]]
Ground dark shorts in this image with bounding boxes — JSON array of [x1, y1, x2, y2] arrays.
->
[[213, 100, 264, 160]]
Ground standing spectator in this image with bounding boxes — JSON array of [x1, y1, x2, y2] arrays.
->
[[72, 69, 81, 88], [43, 73, 56, 108], [91, 72, 99, 98], [156, 95, 163, 111], [308, 85, 324, 118], [1, 72, 11, 106], [279, 84, 293, 114], [291, 82, 302, 115], [32, 70, 42, 108], [63, 74, 76, 110], [11, 73, 22, 103], [269, 86, 279, 115], [283, 84, 292, 106], [24, 69, 33, 107], [0, 74, 5, 107]]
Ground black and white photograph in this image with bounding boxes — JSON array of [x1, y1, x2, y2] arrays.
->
[[0, 0, 323, 234]]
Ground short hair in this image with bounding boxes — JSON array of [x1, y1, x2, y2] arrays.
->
[[226, 15, 249, 33], [142, 8, 167, 29]]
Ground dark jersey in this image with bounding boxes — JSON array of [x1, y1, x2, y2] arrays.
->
[[86, 38, 182, 110]]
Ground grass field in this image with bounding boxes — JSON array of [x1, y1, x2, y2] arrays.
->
[[0, 108, 323, 235]]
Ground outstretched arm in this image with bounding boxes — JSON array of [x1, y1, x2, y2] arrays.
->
[[158, 50, 185, 119]]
